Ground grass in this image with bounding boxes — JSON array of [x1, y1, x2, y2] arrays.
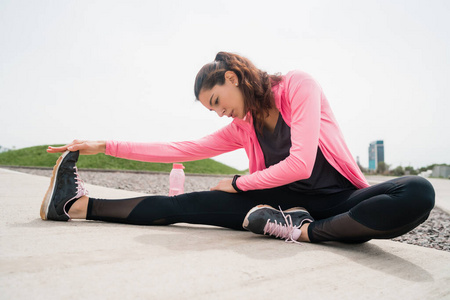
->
[[0, 145, 247, 175]]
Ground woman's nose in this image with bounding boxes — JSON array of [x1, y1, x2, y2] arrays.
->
[[217, 109, 225, 117]]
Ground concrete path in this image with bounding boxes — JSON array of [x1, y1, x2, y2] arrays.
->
[[1, 169, 449, 299]]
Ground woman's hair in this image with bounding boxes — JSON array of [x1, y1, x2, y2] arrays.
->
[[194, 51, 283, 131]]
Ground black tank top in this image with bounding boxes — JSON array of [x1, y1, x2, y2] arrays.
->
[[255, 113, 355, 194]]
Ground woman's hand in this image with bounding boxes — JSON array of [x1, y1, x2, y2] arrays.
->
[[47, 140, 106, 155], [210, 178, 237, 193]]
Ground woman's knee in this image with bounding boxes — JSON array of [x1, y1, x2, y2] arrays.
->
[[399, 176, 435, 213]]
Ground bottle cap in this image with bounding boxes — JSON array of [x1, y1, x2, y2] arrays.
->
[[173, 163, 185, 169]]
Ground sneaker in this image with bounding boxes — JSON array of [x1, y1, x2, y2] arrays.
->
[[242, 205, 314, 243], [40, 150, 88, 221]]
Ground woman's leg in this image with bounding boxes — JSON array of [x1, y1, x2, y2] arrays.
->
[[71, 186, 311, 230], [305, 176, 435, 243]]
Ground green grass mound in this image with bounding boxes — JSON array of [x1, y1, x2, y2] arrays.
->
[[0, 145, 245, 175]]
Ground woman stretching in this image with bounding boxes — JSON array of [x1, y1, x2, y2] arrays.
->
[[42, 51, 435, 244]]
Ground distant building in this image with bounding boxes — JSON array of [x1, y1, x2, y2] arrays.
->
[[432, 165, 450, 178], [368, 140, 384, 172]]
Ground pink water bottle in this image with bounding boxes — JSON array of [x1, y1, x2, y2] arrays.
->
[[169, 163, 185, 196]]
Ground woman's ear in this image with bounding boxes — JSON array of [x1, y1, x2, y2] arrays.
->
[[224, 71, 238, 85]]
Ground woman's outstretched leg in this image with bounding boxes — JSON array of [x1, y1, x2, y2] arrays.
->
[[84, 192, 250, 229], [84, 187, 310, 230]]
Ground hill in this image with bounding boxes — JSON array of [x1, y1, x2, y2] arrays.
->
[[0, 145, 246, 175]]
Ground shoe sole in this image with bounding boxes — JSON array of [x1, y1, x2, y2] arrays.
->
[[242, 204, 308, 229], [40, 150, 70, 220]]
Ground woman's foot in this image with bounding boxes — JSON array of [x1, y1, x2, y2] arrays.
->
[[40, 150, 89, 221], [242, 205, 313, 243]]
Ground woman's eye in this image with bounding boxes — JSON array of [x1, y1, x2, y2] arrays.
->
[[215, 98, 219, 105]]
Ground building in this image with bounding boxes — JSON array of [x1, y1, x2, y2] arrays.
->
[[432, 165, 450, 178], [368, 140, 384, 172]]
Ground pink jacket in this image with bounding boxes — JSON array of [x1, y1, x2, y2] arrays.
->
[[106, 70, 370, 191]]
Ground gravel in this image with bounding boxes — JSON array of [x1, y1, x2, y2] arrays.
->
[[9, 167, 450, 252]]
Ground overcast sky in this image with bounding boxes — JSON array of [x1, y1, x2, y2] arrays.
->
[[1, 0, 449, 171]]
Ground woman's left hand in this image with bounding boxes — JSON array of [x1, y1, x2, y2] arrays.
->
[[210, 178, 237, 193]]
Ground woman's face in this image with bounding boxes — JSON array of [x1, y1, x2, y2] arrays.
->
[[198, 71, 246, 119]]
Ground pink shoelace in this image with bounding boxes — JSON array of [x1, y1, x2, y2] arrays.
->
[[262, 207, 311, 244], [73, 166, 88, 197], [63, 166, 89, 219]]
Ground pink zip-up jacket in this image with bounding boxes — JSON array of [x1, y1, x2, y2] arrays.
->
[[106, 70, 370, 191]]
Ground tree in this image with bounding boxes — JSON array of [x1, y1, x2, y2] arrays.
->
[[404, 166, 418, 175], [376, 161, 387, 174], [357, 161, 367, 174], [392, 166, 405, 176]]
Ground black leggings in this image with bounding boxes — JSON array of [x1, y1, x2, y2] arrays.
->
[[86, 176, 435, 243]]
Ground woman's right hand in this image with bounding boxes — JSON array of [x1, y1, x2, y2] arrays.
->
[[47, 140, 106, 155]]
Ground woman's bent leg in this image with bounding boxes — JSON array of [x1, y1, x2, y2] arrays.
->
[[307, 176, 435, 243]]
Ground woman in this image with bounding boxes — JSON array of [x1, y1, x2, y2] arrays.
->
[[42, 51, 435, 244]]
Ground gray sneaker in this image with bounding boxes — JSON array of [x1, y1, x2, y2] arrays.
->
[[40, 150, 88, 221], [242, 205, 314, 242]]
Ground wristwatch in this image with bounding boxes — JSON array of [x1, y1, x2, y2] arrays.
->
[[232, 175, 243, 193]]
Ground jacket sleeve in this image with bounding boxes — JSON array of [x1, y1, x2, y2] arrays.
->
[[106, 122, 243, 163], [236, 73, 321, 191]]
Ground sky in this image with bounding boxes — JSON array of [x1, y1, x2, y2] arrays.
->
[[1, 0, 449, 171]]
